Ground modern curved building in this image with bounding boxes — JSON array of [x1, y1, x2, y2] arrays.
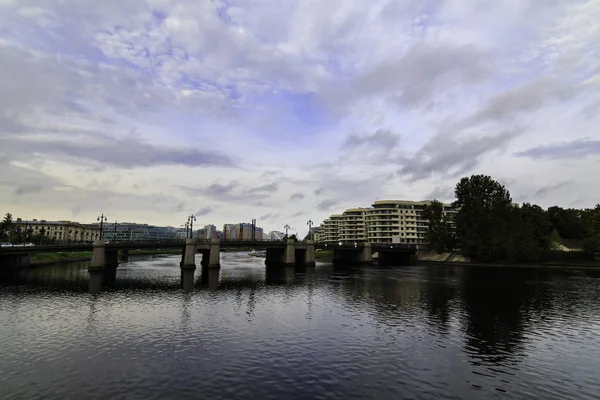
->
[[319, 199, 455, 244]]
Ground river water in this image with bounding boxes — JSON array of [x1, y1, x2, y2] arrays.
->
[[1, 253, 599, 400]]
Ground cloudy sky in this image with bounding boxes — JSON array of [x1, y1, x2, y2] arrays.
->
[[1, 0, 599, 234]]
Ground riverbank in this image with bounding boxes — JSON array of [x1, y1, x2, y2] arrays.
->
[[315, 250, 333, 261], [419, 258, 600, 269], [30, 252, 93, 265]]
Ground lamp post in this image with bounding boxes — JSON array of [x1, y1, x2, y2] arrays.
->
[[97, 214, 107, 240], [187, 215, 196, 239], [307, 219, 313, 241]]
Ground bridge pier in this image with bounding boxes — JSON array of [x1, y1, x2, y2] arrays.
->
[[304, 240, 316, 267], [181, 239, 197, 270], [332, 244, 372, 265], [89, 241, 107, 270], [208, 238, 220, 268], [265, 240, 315, 267]]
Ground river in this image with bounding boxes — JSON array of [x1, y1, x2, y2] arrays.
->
[[1, 253, 599, 399]]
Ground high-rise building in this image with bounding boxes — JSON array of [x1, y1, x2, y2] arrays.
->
[[223, 223, 263, 240], [202, 224, 218, 239]]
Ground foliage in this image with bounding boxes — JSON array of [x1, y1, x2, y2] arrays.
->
[[422, 199, 455, 253], [0, 213, 13, 241], [450, 175, 599, 263], [453, 175, 513, 262], [283, 234, 299, 242]]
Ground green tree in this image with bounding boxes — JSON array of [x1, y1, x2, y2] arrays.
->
[[422, 199, 454, 253], [0, 213, 14, 242], [547, 206, 588, 239], [548, 229, 563, 251], [453, 175, 513, 261]]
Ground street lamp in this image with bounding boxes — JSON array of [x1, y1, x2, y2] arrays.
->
[[307, 219, 313, 241], [187, 215, 196, 239], [97, 214, 107, 240]]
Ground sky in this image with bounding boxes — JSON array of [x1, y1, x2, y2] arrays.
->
[[1, 0, 599, 235]]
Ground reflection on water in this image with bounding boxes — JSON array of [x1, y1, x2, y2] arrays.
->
[[1, 254, 600, 400]]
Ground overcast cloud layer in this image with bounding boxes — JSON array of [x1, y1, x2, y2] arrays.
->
[[1, 0, 599, 234]]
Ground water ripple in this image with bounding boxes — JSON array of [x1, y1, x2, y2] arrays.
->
[[1, 256, 600, 399]]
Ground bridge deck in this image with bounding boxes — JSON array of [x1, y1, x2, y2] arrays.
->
[[0, 241, 417, 254]]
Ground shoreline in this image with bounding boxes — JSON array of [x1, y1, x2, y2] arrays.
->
[[29, 249, 182, 266], [418, 260, 600, 269]]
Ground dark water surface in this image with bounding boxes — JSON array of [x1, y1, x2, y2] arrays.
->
[[1, 253, 600, 400]]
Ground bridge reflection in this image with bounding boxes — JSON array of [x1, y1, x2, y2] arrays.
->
[[0, 257, 325, 294]]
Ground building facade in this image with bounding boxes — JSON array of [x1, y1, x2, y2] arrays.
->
[[320, 214, 343, 243], [14, 219, 101, 243], [338, 208, 370, 243], [223, 223, 263, 240], [202, 224, 218, 239], [321, 200, 455, 244], [99, 222, 179, 242]]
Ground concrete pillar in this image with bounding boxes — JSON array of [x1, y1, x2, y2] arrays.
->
[[304, 240, 316, 267], [181, 268, 195, 292], [360, 242, 373, 264], [208, 238, 220, 268], [89, 240, 106, 270], [181, 238, 197, 270], [283, 239, 296, 266]]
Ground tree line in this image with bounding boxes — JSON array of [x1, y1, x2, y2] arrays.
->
[[423, 175, 600, 263]]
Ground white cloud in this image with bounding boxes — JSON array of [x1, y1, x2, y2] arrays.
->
[[0, 0, 599, 234]]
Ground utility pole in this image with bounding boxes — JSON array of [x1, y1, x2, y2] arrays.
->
[[307, 219, 313, 241], [97, 214, 107, 240], [187, 215, 196, 239]]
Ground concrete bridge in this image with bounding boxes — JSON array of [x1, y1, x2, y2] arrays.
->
[[0, 239, 420, 270]]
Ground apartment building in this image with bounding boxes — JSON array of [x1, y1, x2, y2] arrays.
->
[[338, 208, 370, 243], [321, 200, 455, 244], [320, 214, 343, 243], [14, 219, 101, 243]]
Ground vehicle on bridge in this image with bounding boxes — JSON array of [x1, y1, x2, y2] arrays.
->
[[1, 242, 13, 248]]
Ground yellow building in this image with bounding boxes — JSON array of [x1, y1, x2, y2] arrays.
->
[[15, 219, 101, 243], [366, 200, 455, 244], [338, 208, 370, 243], [321, 214, 343, 243], [321, 200, 456, 244]]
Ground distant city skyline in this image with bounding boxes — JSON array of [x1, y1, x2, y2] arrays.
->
[[1, 1, 599, 229]]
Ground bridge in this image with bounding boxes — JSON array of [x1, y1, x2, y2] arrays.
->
[[0, 239, 421, 270]]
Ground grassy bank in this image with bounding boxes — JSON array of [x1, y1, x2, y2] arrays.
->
[[315, 250, 333, 260], [30, 251, 93, 265], [29, 249, 182, 265], [123, 249, 181, 256]]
